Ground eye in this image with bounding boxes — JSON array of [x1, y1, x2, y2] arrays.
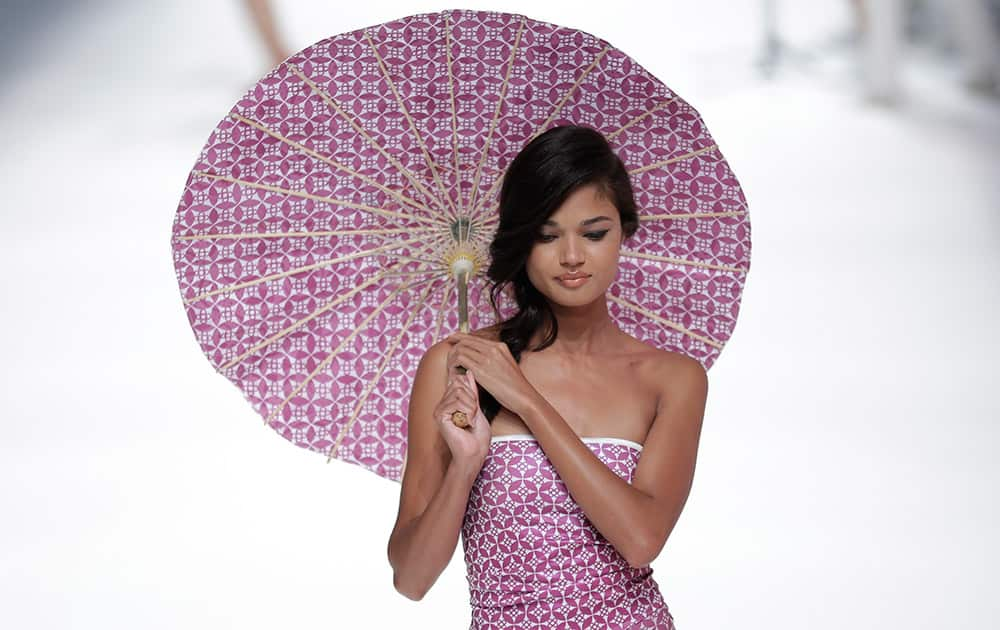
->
[[537, 230, 610, 243]]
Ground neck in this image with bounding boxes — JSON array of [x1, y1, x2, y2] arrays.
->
[[532, 296, 618, 356]]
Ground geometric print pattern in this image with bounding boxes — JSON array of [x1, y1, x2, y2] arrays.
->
[[462, 436, 677, 628], [170, 8, 751, 483]]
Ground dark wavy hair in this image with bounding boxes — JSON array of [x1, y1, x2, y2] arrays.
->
[[476, 124, 639, 422]]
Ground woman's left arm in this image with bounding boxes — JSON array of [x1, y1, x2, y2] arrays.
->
[[444, 332, 708, 568], [517, 355, 708, 568]]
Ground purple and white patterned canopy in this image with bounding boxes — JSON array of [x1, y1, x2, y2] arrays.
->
[[170, 9, 751, 482]]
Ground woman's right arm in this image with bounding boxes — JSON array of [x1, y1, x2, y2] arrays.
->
[[387, 340, 488, 601]]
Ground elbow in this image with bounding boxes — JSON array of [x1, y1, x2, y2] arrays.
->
[[626, 545, 655, 569], [393, 571, 427, 601], [625, 547, 651, 569], [389, 533, 434, 601], [626, 531, 665, 569], [388, 537, 424, 600]]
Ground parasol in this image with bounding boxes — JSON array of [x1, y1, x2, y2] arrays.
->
[[170, 8, 751, 483]]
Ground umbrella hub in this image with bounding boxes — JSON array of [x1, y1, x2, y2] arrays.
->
[[446, 248, 477, 280], [445, 216, 483, 280]]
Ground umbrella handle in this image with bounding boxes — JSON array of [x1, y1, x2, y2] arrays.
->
[[451, 266, 472, 428]]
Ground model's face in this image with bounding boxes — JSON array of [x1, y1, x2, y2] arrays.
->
[[526, 183, 624, 306]]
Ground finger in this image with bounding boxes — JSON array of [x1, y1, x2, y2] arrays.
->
[[447, 332, 486, 347], [445, 342, 465, 367], [449, 351, 472, 377], [439, 389, 474, 415], [447, 372, 468, 393], [441, 389, 473, 412], [457, 343, 487, 361], [444, 332, 471, 345], [471, 409, 489, 436], [444, 388, 471, 408], [449, 377, 473, 394], [455, 390, 476, 413]]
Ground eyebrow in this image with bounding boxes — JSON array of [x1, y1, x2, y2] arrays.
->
[[542, 216, 614, 228]]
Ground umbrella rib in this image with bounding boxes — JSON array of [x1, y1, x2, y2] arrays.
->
[[468, 45, 612, 225], [286, 64, 454, 224], [469, 225, 491, 251], [536, 46, 611, 141], [173, 226, 439, 241], [628, 144, 719, 175], [445, 13, 463, 224], [192, 170, 447, 229], [384, 266, 448, 278], [467, 169, 503, 223], [363, 30, 459, 222], [428, 157, 503, 179], [182, 232, 432, 304], [327, 277, 444, 461], [619, 249, 747, 274], [396, 227, 466, 274], [605, 97, 679, 142], [260, 270, 446, 429], [607, 293, 723, 350], [638, 210, 748, 221], [463, 221, 493, 257], [228, 113, 447, 226], [467, 107, 716, 226], [455, 212, 497, 255], [480, 211, 498, 226], [465, 15, 527, 235], [219, 261, 437, 370], [394, 254, 445, 268]]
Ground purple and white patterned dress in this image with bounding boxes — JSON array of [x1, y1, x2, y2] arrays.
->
[[461, 434, 676, 629]]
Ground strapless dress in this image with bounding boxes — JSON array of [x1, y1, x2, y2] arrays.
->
[[460, 434, 676, 629]]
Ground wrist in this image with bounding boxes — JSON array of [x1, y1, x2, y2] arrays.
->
[[448, 455, 484, 484], [513, 390, 544, 426]]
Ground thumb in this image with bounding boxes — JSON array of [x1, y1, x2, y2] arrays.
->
[[466, 370, 480, 408]]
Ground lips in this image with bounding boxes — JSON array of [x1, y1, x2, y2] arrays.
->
[[556, 273, 590, 287]]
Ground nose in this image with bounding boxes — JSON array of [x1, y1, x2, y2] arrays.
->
[[559, 235, 585, 267]]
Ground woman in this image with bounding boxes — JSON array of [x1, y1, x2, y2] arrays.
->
[[387, 124, 708, 629]]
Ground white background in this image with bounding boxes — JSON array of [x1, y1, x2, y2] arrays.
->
[[1, 0, 997, 628]]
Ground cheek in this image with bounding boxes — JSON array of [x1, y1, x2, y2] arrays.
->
[[526, 247, 551, 271], [597, 243, 620, 267], [524, 251, 543, 282], [524, 251, 537, 273], [525, 249, 561, 291]]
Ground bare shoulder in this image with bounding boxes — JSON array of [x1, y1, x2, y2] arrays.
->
[[621, 332, 707, 401], [417, 337, 452, 376], [654, 347, 706, 377], [651, 347, 708, 403]]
